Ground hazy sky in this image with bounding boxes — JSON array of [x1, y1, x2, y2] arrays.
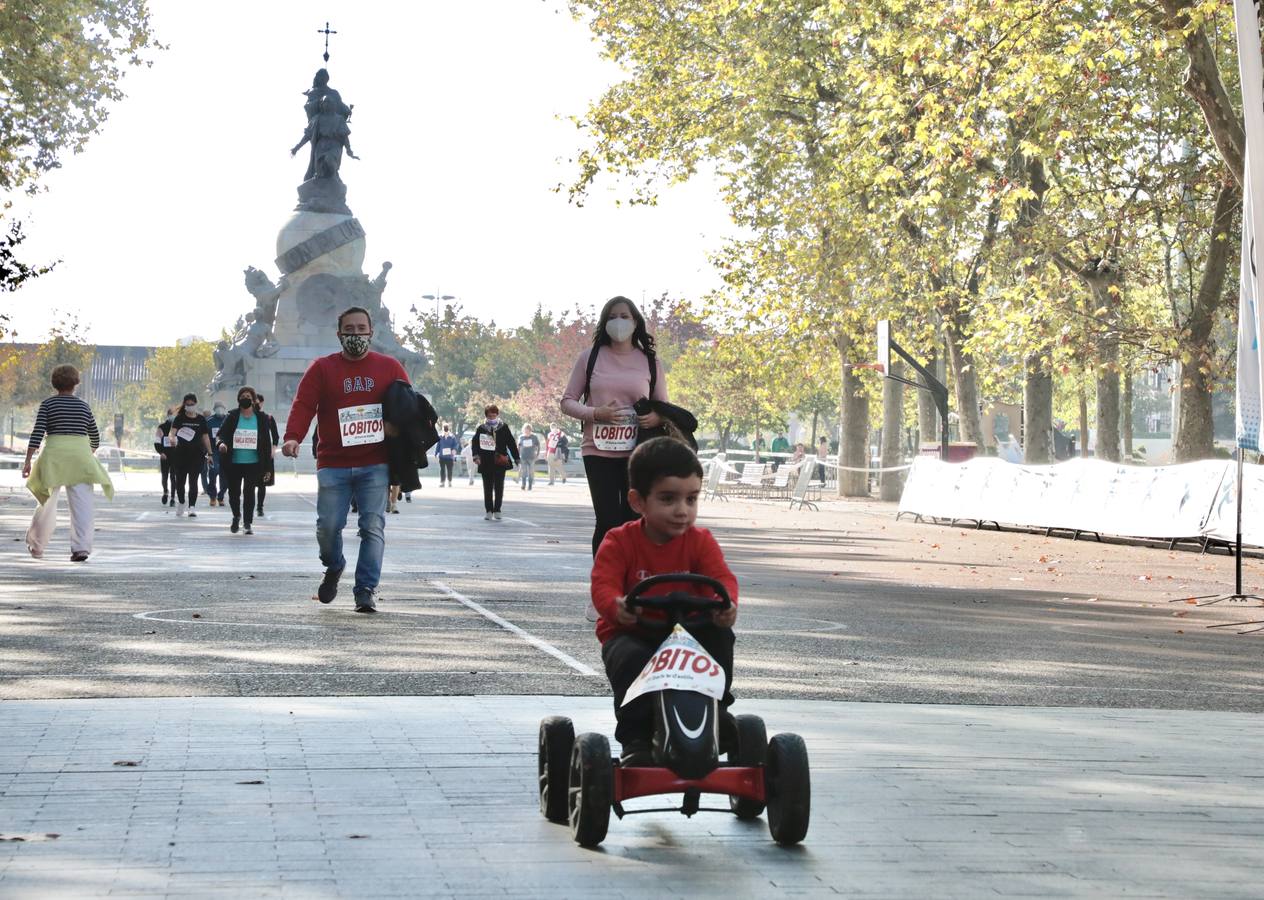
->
[[7, 1, 734, 346]]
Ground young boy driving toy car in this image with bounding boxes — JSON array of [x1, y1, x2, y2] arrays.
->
[[591, 437, 739, 765]]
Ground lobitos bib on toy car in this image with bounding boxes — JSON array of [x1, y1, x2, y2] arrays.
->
[[621, 625, 724, 707]]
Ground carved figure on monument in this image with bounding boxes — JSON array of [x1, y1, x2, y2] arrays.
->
[[210, 339, 246, 391], [243, 266, 287, 325]]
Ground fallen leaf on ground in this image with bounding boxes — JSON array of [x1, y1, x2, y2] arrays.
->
[[1185, 598, 1198, 604], [348, 834, 370, 840], [1138, 575, 1152, 582], [191, 614, 201, 619], [236, 780, 264, 785], [1173, 611, 1189, 618], [113, 760, 140, 767], [1176, 629, 1185, 634]]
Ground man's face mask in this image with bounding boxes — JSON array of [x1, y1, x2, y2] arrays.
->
[[339, 332, 371, 357]]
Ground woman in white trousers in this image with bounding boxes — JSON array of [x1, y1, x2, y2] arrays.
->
[[22, 365, 114, 561]]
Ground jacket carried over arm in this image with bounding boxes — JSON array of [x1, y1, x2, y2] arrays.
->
[[382, 379, 439, 492]]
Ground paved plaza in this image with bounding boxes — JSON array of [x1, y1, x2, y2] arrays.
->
[[2, 471, 1263, 896]]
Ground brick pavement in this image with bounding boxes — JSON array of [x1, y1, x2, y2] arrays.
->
[[1, 696, 1261, 898]]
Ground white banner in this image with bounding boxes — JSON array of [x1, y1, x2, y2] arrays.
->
[[1235, 0, 1264, 450], [898, 457, 1264, 547]]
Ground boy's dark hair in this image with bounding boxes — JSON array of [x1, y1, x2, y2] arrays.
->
[[628, 437, 703, 497]]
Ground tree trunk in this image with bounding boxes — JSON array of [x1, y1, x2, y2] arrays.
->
[[916, 347, 939, 446], [1122, 371, 1134, 460], [1078, 382, 1090, 457], [1023, 351, 1054, 464], [719, 423, 731, 452], [1086, 271, 1123, 462], [1174, 180, 1237, 461], [943, 306, 984, 448], [835, 333, 870, 497], [880, 360, 905, 500], [809, 410, 818, 445]]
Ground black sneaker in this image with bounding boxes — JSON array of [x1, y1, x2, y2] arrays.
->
[[317, 567, 343, 604], [243, 523, 253, 535], [353, 591, 377, 614], [256, 508, 264, 518], [619, 739, 653, 767], [70, 551, 89, 563], [161, 493, 168, 505], [230, 518, 239, 534]]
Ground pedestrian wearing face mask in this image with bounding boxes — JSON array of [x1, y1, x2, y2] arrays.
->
[[561, 295, 668, 557], [436, 424, 458, 486], [252, 394, 281, 518], [472, 404, 519, 521], [216, 386, 273, 535], [204, 402, 227, 506], [169, 393, 213, 517], [281, 306, 409, 614], [517, 423, 540, 491], [154, 407, 177, 506]]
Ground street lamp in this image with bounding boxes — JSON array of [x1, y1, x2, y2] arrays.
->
[[421, 291, 456, 318]]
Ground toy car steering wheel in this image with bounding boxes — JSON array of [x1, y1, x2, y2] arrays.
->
[[624, 573, 731, 621]]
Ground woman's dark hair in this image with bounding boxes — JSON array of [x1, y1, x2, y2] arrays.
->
[[237, 386, 258, 405], [183, 392, 198, 404], [50, 365, 80, 391], [628, 437, 703, 497], [593, 295, 656, 357], [484, 404, 499, 417]]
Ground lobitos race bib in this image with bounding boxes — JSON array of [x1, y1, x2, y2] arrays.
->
[[478, 433, 496, 452], [338, 403, 385, 447], [232, 429, 258, 451], [621, 625, 724, 707], [176, 426, 197, 443], [592, 411, 637, 452]]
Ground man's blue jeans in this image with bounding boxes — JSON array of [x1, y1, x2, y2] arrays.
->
[[315, 463, 389, 600]]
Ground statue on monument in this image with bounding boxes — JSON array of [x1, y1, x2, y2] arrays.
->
[[291, 69, 358, 215]]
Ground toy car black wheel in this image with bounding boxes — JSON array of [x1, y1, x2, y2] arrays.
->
[[728, 714, 767, 820], [765, 733, 810, 845], [538, 716, 574, 823], [568, 732, 613, 847]]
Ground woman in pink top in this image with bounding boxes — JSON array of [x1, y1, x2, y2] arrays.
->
[[561, 296, 669, 556]]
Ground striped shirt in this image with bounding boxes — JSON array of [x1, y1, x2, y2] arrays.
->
[[28, 394, 100, 451]]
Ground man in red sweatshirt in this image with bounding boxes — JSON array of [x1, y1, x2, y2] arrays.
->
[[282, 306, 409, 613], [591, 437, 739, 765]]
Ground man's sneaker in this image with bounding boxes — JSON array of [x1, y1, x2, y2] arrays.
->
[[161, 493, 168, 505], [70, 551, 89, 563], [243, 523, 253, 535], [484, 512, 493, 521], [177, 503, 186, 517], [493, 511, 502, 521], [317, 567, 343, 604], [230, 518, 239, 534], [353, 591, 377, 614], [619, 739, 653, 767], [256, 508, 264, 518]]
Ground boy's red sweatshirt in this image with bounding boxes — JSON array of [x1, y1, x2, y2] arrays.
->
[[590, 519, 739, 644], [283, 351, 409, 469]]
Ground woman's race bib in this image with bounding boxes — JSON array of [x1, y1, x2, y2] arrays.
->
[[233, 429, 259, 451], [176, 426, 196, 443], [338, 404, 384, 447], [440, 447, 455, 458], [479, 433, 496, 451], [592, 413, 637, 452]]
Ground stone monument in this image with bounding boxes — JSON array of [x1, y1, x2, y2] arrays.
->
[[210, 62, 423, 427]]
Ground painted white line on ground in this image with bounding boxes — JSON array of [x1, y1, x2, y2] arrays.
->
[[499, 516, 539, 527], [430, 579, 599, 677], [133, 609, 320, 630]]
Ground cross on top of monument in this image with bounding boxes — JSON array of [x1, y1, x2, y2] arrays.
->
[[317, 21, 337, 63]]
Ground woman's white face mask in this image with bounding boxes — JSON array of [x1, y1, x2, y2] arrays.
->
[[605, 317, 635, 343]]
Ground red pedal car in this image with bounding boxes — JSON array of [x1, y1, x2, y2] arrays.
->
[[538, 574, 810, 847]]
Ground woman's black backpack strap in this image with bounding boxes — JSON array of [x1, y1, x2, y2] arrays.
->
[[584, 344, 657, 402]]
